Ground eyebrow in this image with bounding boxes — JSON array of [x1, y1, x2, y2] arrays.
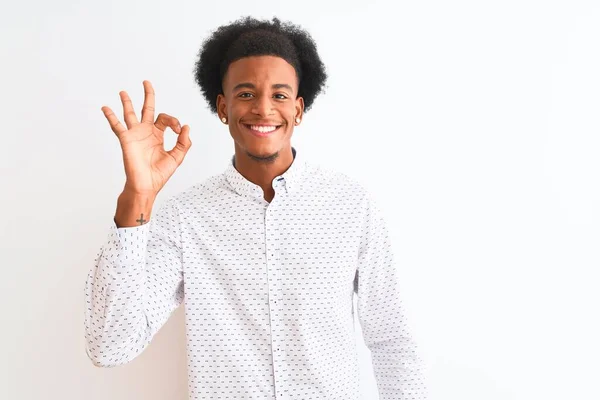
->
[[232, 83, 294, 92]]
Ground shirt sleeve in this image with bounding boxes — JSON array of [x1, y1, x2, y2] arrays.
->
[[354, 192, 428, 399], [84, 196, 184, 367]]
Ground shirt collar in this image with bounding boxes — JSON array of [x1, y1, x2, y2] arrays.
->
[[224, 146, 306, 198]]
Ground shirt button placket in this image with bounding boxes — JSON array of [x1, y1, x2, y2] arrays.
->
[[265, 203, 285, 399]]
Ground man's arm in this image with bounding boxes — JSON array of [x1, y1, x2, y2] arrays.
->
[[83, 194, 184, 367], [354, 192, 428, 399]]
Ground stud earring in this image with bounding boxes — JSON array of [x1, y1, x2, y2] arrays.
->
[[221, 117, 227, 123], [295, 117, 301, 124]]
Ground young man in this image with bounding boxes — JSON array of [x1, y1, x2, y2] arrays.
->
[[85, 16, 427, 400]]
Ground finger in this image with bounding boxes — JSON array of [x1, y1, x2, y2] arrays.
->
[[120, 90, 139, 129], [140, 80, 155, 124], [155, 113, 181, 134], [101, 106, 127, 136], [167, 125, 192, 165]]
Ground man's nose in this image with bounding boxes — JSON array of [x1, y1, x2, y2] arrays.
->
[[251, 95, 274, 116]]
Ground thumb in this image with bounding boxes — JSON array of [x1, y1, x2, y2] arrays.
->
[[167, 125, 192, 165]]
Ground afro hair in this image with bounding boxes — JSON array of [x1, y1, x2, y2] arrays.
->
[[193, 16, 327, 114]]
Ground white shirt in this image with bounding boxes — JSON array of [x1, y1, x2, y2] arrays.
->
[[84, 147, 427, 400]]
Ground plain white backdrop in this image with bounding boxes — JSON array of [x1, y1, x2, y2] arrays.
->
[[1, 0, 598, 399]]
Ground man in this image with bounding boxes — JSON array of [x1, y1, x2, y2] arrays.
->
[[85, 16, 427, 400]]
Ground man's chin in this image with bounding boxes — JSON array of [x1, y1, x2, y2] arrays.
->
[[244, 147, 280, 163]]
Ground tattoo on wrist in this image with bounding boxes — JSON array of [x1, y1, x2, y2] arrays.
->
[[136, 213, 147, 225]]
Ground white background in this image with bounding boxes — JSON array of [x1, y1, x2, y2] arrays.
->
[[1, 0, 598, 399]]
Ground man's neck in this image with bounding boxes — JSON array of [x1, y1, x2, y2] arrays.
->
[[233, 145, 295, 201]]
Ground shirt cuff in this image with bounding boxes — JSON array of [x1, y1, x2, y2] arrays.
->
[[99, 219, 150, 273]]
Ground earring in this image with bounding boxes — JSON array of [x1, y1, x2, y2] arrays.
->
[[221, 117, 227, 123], [295, 117, 301, 124]]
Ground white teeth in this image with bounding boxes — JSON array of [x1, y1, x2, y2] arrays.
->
[[249, 125, 277, 133]]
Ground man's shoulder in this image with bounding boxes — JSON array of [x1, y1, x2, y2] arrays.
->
[[304, 161, 371, 200], [305, 160, 367, 188], [166, 172, 225, 206]]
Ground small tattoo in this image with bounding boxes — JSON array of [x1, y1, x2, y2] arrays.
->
[[136, 213, 147, 225]]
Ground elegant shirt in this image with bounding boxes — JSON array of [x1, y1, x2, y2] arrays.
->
[[84, 147, 427, 400]]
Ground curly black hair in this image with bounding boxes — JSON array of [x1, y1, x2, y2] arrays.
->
[[193, 16, 327, 114]]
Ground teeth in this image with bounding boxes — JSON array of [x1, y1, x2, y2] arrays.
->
[[249, 125, 278, 133]]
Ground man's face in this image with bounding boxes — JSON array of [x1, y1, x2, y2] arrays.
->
[[217, 55, 304, 161]]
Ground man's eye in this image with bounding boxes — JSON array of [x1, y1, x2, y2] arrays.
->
[[274, 94, 288, 99], [239, 93, 253, 98]]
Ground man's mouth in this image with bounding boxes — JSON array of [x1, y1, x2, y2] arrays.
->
[[243, 124, 283, 137]]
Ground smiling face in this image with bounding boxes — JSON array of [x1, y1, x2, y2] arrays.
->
[[217, 55, 304, 162]]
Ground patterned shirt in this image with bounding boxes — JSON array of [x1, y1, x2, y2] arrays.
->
[[84, 147, 427, 399]]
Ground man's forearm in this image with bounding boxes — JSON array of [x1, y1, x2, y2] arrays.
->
[[114, 190, 156, 228]]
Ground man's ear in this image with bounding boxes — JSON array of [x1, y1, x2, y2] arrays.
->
[[295, 97, 305, 121], [216, 94, 227, 120]]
